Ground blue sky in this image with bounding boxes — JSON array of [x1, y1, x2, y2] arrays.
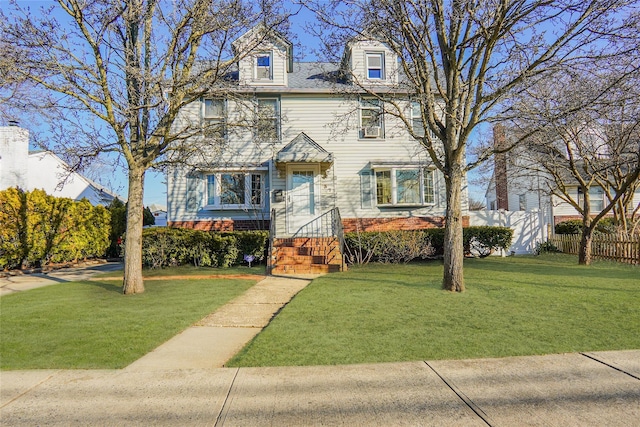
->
[[4, 1, 487, 206]]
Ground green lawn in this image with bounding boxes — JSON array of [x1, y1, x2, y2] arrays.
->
[[228, 254, 640, 367], [0, 275, 256, 370]]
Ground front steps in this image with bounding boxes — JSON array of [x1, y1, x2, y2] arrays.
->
[[270, 237, 346, 274]]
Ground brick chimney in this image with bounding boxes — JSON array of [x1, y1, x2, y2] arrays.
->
[[493, 124, 509, 210]]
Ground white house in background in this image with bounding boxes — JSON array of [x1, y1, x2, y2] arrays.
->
[[148, 204, 167, 227], [0, 123, 120, 205], [166, 26, 468, 273], [485, 125, 640, 226]]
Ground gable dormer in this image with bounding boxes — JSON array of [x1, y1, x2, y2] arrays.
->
[[232, 24, 293, 87], [342, 37, 398, 86]]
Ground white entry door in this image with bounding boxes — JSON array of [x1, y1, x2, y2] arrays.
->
[[287, 165, 320, 234]]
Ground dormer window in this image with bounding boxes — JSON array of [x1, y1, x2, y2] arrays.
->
[[255, 52, 272, 80], [366, 52, 384, 80]]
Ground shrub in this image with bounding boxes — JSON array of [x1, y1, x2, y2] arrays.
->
[[344, 230, 434, 264], [535, 240, 560, 255], [0, 188, 111, 269], [344, 226, 513, 264], [464, 226, 513, 258], [139, 228, 267, 269], [555, 218, 620, 235], [555, 220, 583, 235]]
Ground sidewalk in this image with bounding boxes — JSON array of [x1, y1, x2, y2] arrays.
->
[[1, 271, 638, 425], [1, 351, 638, 426], [0, 261, 123, 296]]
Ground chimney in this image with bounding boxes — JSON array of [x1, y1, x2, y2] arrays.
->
[[493, 124, 509, 211]]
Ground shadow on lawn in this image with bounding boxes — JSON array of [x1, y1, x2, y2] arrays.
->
[[81, 280, 123, 294]]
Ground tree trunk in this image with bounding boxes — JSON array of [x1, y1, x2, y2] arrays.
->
[[122, 165, 145, 294], [442, 167, 465, 292], [578, 226, 593, 266]]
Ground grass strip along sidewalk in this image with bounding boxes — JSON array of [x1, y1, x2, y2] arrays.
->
[[1, 268, 261, 370], [228, 254, 639, 367]]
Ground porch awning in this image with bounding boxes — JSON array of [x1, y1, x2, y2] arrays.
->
[[275, 133, 334, 168]]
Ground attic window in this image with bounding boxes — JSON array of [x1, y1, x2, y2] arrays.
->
[[366, 52, 384, 80], [255, 52, 272, 80]]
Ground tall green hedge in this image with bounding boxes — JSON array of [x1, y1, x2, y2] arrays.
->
[[0, 188, 110, 270], [137, 228, 268, 269]]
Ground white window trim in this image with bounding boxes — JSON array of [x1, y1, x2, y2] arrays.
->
[[256, 97, 280, 142], [374, 166, 436, 207], [359, 97, 384, 139], [577, 187, 605, 212], [254, 51, 273, 81], [204, 171, 265, 210], [202, 98, 226, 139], [365, 51, 385, 80]]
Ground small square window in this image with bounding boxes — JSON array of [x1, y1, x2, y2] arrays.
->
[[366, 53, 384, 80], [255, 53, 272, 80]]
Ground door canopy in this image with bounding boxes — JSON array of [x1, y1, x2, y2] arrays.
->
[[275, 132, 333, 173]]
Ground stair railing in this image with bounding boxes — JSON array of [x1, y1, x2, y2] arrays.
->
[[267, 208, 276, 274], [292, 207, 346, 271]]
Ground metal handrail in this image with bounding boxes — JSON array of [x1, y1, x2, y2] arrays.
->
[[292, 207, 346, 271], [267, 208, 276, 274]]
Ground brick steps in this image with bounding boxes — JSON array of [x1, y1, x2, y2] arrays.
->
[[270, 237, 345, 275]]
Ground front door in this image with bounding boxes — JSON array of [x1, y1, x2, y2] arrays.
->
[[287, 165, 320, 234]]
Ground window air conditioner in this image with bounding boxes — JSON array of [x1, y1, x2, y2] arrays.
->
[[363, 126, 381, 138]]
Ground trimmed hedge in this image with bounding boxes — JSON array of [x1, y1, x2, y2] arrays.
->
[[555, 218, 617, 235], [0, 188, 110, 269], [344, 226, 513, 264], [138, 228, 268, 269]]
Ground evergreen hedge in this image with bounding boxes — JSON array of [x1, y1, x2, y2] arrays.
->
[[0, 188, 110, 270], [137, 228, 268, 269]]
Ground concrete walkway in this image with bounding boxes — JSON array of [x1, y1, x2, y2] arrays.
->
[[125, 275, 315, 370], [1, 268, 638, 425], [0, 261, 123, 296]]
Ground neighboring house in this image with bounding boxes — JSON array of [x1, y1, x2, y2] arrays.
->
[[148, 204, 167, 227], [167, 26, 468, 273], [485, 126, 640, 225], [0, 123, 120, 205]]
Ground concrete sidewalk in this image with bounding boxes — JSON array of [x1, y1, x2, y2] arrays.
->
[[0, 261, 123, 296], [1, 351, 638, 426]]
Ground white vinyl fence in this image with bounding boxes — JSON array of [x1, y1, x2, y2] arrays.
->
[[469, 209, 550, 255]]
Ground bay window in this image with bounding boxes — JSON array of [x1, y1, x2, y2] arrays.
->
[[374, 167, 435, 206], [205, 172, 264, 209]]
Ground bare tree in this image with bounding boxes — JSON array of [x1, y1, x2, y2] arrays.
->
[[510, 69, 640, 265], [0, 0, 287, 293], [305, 0, 633, 291]]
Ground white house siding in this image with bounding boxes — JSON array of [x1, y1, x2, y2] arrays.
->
[[0, 126, 29, 190], [347, 40, 399, 85]]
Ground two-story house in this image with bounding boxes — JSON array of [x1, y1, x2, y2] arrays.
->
[[167, 26, 466, 273]]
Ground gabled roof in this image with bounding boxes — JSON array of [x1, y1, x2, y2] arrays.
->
[[275, 132, 333, 164], [232, 23, 294, 73]]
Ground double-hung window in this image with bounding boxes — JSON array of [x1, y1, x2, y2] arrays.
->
[[205, 172, 264, 209], [411, 102, 425, 137], [366, 52, 384, 80], [257, 98, 280, 142], [203, 99, 225, 140], [360, 98, 383, 138], [577, 187, 605, 212], [255, 52, 272, 80], [375, 167, 435, 206]]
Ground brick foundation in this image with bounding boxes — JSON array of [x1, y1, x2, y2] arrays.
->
[[342, 216, 470, 233], [168, 220, 269, 231]]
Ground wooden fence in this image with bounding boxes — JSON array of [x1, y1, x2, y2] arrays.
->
[[550, 234, 640, 265]]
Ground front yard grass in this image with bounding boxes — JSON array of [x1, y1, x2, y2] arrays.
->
[[0, 273, 257, 370], [228, 254, 640, 367]]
